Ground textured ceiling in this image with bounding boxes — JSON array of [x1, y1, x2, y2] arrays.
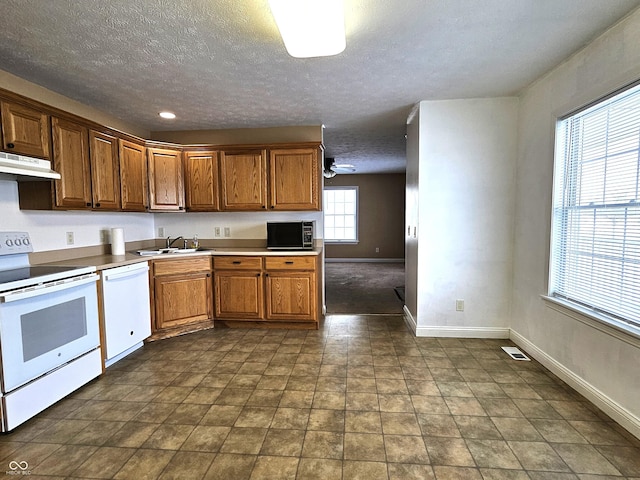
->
[[0, 0, 639, 174]]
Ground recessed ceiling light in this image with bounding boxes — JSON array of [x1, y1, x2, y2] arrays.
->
[[269, 0, 346, 58], [159, 111, 176, 119]]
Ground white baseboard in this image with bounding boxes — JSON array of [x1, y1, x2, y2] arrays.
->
[[415, 325, 510, 338], [510, 329, 640, 440], [403, 306, 417, 333], [325, 258, 404, 263]]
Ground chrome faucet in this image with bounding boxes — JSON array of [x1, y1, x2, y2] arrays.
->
[[166, 236, 183, 248]]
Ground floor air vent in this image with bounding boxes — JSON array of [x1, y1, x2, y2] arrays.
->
[[501, 346, 530, 361]]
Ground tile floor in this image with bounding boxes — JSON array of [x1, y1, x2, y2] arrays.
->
[[1, 314, 639, 479]]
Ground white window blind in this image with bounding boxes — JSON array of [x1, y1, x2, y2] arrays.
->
[[550, 82, 640, 331], [324, 187, 358, 242]]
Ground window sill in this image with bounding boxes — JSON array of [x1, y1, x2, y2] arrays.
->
[[541, 295, 640, 346], [324, 241, 359, 245]]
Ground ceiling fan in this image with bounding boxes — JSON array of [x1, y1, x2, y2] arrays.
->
[[323, 157, 355, 178]]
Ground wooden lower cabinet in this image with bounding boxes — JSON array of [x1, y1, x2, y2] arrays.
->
[[150, 256, 213, 339], [214, 270, 264, 319], [265, 271, 316, 321], [213, 255, 319, 329]]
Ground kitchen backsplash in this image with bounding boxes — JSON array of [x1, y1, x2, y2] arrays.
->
[[1, 179, 323, 252]]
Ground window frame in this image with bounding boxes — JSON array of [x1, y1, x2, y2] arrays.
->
[[323, 186, 359, 244], [547, 80, 640, 340]]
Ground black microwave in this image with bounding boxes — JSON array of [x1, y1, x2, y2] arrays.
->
[[267, 221, 314, 250]]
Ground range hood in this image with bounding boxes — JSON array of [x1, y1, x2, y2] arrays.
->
[[0, 151, 61, 181]]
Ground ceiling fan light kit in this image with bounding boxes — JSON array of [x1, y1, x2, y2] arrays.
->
[[269, 0, 346, 58]]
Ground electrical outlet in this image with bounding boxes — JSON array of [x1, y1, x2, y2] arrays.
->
[[456, 299, 465, 312], [158, 227, 165, 237], [214, 227, 221, 238], [100, 230, 109, 243], [66, 232, 74, 245], [375, 247, 380, 253], [224, 227, 231, 238]]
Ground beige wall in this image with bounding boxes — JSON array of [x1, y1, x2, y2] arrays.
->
[[512, 7, 640, 437], [0, 69, 148, 138], [324, 173, 405, 259], [150, 126, 323, 145]]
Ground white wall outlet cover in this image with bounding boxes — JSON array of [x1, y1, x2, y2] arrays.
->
[[501, 346, 531, 361]]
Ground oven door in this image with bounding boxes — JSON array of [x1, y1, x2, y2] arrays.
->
[[0, 273, 100, 393]]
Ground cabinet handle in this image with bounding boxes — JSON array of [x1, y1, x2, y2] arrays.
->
[[179, 206, 184, 210], [262, 206, 266, 209], [86, 202, 92, 207], [264, 273, 269, 277], [6, 143, 15, 149], [232, 261, 241, 264], [285, 261, 294, 264], [206, 273, 211, 277], [95, 203, 101, 208]]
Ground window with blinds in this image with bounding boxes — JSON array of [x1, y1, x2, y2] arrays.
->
[[550, 82, 640, 332]]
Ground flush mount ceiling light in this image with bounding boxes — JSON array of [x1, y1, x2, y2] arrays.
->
[[269, 0, 346, 58], [159, 111, 176, 119]]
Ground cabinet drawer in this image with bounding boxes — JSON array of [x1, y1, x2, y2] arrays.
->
[[264, 256, 316, 270], [214, 256, 262, 270], [153, 257, 212, 276]]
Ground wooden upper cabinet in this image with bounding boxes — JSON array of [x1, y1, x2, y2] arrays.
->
[[269, 147, 320, 210], [89, 130, 120, 210], [219, 149, 268, 210], [184, 150, 219, 211], [1, 100, 51, 159], [119, 139, 148, 212], [147, 147, 184, 211], [51, 117, 92, 209]]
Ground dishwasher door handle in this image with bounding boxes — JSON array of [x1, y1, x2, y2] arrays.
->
[[103, 265, 149, 282]]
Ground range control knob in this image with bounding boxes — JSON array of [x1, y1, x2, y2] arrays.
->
[[6, 239, 13, 247]]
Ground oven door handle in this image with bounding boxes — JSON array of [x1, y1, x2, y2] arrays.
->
[[0, 273, 99, 303]]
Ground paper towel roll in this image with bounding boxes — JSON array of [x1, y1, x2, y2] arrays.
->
[[111, 228, 125, 255]]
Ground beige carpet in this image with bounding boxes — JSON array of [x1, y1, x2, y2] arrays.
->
[[325, 262, 405, 314]]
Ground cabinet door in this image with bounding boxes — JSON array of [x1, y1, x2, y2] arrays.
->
[[119, 139, 148, 211], [269, 147, 319, 210], [265, 271, 316, 321], [219, 149, 267, 210], [89, 130, 120, 210], [51, 117, 92, 209], [148, 147, 184, 211], [184, 150, 219, 211], [0, 101, 51, 159], [214, 270, 264, 319], [155, 272, 213, 330]]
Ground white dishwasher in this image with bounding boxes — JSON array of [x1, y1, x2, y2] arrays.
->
[[100, 261, 151, 367]]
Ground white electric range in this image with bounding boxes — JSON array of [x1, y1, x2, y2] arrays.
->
[[0, 232, 102, 432]]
